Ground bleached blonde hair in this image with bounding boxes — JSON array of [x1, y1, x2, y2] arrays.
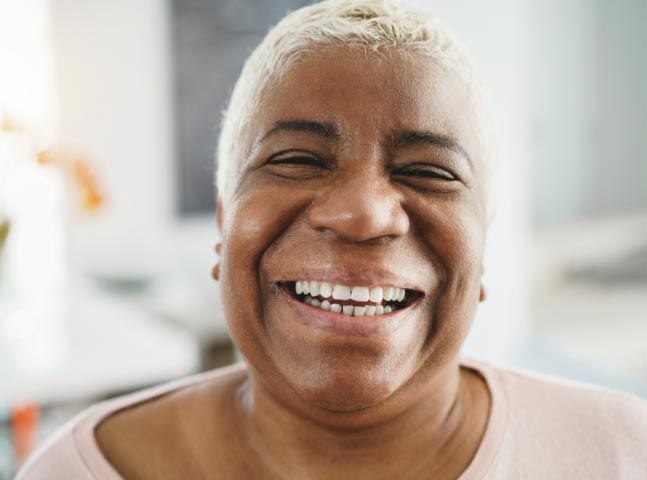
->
[[216, 0, 494, 203]]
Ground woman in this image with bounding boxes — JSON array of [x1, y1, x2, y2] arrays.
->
[[18, 1, 646, 478]]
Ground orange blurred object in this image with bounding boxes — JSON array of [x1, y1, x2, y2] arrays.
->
[[12, 403, 39, 467], [38, 148, 105, 212], [72, 158, 104, 211]]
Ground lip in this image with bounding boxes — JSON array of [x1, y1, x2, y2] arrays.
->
[[279, 285, 422, 337]]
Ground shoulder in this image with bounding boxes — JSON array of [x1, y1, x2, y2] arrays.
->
[[468, 358, 647, 478], [96, 363, 247, 478], [494, 362, 646, 430], [17, 363, 247, 480]]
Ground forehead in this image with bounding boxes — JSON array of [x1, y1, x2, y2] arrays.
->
[[246, 47, 479, 159]]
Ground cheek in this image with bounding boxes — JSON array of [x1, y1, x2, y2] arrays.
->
[[219, 183, 312, 344], [407, 195, 485, 276], [222, 183, 303, 268], [429, 205, 485, 319], [406, 196, 486, 357]]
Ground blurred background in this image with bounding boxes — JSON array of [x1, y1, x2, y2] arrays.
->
[[1, 0, 645, 475]]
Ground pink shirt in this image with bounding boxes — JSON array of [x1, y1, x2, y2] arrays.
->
[[16, 358, 647, 479]]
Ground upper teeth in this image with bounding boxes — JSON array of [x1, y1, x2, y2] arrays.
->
[[295, 281, 407, 303]]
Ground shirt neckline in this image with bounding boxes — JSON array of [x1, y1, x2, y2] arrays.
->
[[74, 358, 507, 479], [457, 356, 509, 479]]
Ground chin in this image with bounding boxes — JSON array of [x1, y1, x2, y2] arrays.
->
[[302, 379, 394, 413], [286, 353, 412, 414]]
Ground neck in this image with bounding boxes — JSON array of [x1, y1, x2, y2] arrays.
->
[[233, 359, 487, 479]]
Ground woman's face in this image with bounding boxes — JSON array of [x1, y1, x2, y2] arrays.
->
[[218, 48, 488, 413]]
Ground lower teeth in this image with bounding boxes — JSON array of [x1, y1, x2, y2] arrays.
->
[[302, 295, 396, 316]]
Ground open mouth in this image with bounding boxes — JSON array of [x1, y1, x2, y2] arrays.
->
[[280, 280, 422, 317]]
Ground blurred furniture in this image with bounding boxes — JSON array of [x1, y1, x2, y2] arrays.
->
[[0, 278, 200, 406], [531, 213, 647, 396], [0, 276, 199, 477]]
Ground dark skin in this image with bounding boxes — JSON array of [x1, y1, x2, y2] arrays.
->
[[97, 48, 491, 479]]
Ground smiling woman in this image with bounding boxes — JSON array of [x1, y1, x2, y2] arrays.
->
[[16, 1, 647, 479]]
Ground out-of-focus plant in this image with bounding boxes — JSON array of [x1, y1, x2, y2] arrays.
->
[[38, 148, 104, 213], [1, 114, 104, 211], [0, 115, 19, 259], [0, 219, 9, 253], [0, 114, 105, 263]]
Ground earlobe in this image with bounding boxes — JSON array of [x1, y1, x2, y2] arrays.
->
[[479, 284, 487, 302], [214, 196, 224, 282], [479, 263, 487, 302], [212, 242, 221, 281], [211, 262, 220, 281]]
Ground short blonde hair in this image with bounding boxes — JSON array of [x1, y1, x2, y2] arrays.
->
[[216, 0, 493, 202]]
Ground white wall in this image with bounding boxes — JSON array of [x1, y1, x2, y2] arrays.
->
[[589, 0, 647, 217], [51, 0, 178, 278], [530, 0, 647, 226]]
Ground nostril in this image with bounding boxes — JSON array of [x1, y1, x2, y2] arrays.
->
[[313, 225, 331, 234]]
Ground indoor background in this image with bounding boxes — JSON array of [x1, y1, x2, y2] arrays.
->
[[1, 0, 646, 477]]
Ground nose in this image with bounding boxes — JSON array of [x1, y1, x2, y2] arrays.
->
[[307, 172, 410, 242]]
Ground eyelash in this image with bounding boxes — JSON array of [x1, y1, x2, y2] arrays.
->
[[270, 155, 328, 168], [393, 164, 457, 181]]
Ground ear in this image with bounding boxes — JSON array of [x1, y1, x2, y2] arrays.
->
[[212, 196, 225, 282]]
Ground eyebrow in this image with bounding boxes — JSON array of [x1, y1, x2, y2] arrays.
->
[[259, 119, 340, 143], [389, 130, 473, 169]]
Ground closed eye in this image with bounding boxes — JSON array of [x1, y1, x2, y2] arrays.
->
[[264, 152, 330, 180], [270, 155, 327, 168], [392, 163, 457, 181]]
